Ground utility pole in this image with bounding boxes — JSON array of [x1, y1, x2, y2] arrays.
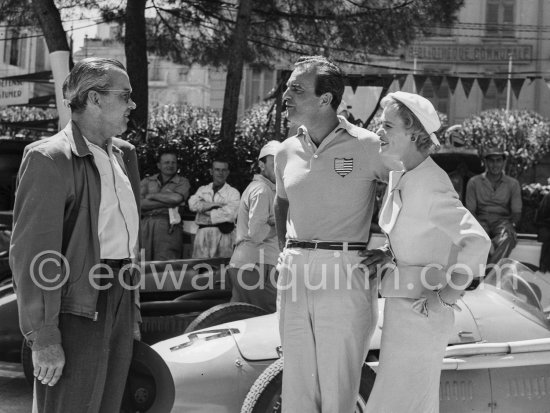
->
[[506, 53, 512, 112]]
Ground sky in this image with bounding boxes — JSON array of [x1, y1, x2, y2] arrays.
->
[[65, 19, 100, 52]]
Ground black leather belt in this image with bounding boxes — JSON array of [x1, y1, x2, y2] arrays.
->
[[285, 240, 367, 251], [100, 258, 132, 268]]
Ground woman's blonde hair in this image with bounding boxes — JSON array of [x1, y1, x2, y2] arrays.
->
[[380, 95, 438, 154]]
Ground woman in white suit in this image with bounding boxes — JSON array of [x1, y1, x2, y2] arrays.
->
[[363, 92, 491, 413]]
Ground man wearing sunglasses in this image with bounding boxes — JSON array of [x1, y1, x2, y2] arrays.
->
[[10, 57, 141, 413]]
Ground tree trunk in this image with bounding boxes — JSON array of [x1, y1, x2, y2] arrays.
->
[[220, 0, 253, 148], [30, 0, 73, 67], [125, 0, 148, 141]]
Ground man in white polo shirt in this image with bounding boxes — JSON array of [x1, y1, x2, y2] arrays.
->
[[228, 140, 281, 312], [274, 56, 388, 413]]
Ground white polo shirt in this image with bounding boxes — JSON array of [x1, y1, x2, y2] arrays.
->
[[275, 116, 388, 243]]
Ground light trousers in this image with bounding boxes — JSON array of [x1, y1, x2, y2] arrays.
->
[[278, 248, 378, 413], [192, 227, 235, 258], [365, 297, 454, 413]]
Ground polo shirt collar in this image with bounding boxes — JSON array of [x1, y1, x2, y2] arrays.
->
[[297, 115, 353, 151], [296, 115, 350, 138], [481, 171, 505, 183], [154, 172, 180, 185]]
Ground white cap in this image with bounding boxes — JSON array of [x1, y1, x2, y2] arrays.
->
[[386, 91, 441, 146], [258, 140, 282, 159]]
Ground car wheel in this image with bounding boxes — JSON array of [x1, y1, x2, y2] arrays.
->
[[21, 340, 34, 386], [121, 340, 175, 413], [184, 302, 268, 333], [240, 357, 376, 413]]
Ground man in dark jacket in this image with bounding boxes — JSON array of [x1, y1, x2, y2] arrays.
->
[[10, 57, 141, 413]]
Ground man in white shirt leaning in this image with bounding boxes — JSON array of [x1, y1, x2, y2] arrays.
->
[[188, 158, 240, 258]]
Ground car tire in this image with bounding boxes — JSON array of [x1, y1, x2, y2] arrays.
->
[[240, 357, 376, 413], [21, 340, 34, 386], [184, 302, 268, 333]]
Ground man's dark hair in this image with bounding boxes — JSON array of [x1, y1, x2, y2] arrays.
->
[[294, 55, 345, 111], [157, 150, 178, 163], [212, 157, 230, 169]]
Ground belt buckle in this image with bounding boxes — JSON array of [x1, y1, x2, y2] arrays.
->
[[311, 241, 319, 250]]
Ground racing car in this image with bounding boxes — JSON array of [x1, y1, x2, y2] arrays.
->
[[140, 259, 550, 412]]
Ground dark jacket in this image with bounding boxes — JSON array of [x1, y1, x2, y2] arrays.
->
[[9, 121, 141, 349]]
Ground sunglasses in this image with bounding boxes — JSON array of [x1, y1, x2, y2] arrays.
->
[[95, 89, 133, 103]]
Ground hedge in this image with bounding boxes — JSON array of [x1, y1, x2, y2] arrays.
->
[[127, 102, 287, 193]]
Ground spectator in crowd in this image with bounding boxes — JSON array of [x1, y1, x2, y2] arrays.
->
[[140, 150, 190, 260], [188, 159, 240, 258], [465, 146, 522, 265], [10, 57, 141, 413], [536, 189, 550, 272], [228, 140, 281, 313], [274, 55, 388, 413]]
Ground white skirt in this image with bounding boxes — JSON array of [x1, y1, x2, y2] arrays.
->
[[365, 297, 454, 413]]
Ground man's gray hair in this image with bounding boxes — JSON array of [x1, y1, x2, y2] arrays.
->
[[62, 57, 126, 113]]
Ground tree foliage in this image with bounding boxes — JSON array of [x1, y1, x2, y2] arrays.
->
[[2, 0, 465, 143], [138, 0, 464, 67], [127, 101, 285, 192], [459, 109, 550, 178]]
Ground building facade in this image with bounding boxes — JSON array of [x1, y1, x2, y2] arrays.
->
[[390, 0, 550, 123], [0, 27, 52, 107], [74, 23, 277, 117]]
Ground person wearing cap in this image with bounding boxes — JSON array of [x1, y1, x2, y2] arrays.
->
[[275, 55, 388, 413], [227, 141, 281, 312], [363, 91, 490, 413], [465, 145, 522, 265]]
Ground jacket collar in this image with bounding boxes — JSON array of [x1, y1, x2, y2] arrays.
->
[[64, 120, 122, 157]]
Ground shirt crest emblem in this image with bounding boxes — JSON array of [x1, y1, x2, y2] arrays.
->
[[334, 158, 353, 177]]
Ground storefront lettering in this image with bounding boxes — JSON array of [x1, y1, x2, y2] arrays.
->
[[406, 44, 533, 64]]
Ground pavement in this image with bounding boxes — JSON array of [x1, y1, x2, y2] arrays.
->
[[0, 361, 32, 413]]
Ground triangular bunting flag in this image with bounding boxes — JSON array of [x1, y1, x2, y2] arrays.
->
[[429, 76, 443, 93], [397, 74, 407, 89], [413, 75, 427, 93], [349, 76, 360, 93], [510, 78, 525, 100], [446, 76, 459, 94], [476, 78, 491, 97], [494, 78, 507, 94], [461, 77, 475, 98]]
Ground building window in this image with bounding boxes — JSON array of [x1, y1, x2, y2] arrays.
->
[[422, 79, 449, 117], [35, 38, 46, 72], [3, 32, 27, 68], [149, 58, 161, 81], [486, 0, 515, 38]]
